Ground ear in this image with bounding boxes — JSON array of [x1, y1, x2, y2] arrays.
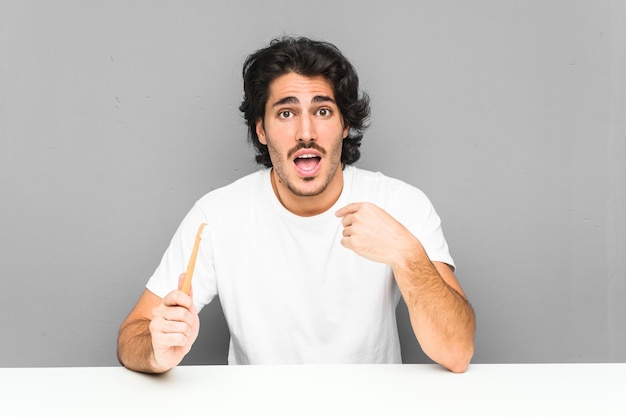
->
[[342, 123, 349, 140], [256, 118, 267, 145]]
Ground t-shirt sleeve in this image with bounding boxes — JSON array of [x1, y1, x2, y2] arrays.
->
[[399, 186, 456, 270], [145, 201, 218, 311]]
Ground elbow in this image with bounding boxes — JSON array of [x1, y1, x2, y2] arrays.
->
[[447, 358, 471, 374], [426, 340, 474, 374], [445, 317, 476, 373], [444, 344, 474, 374]]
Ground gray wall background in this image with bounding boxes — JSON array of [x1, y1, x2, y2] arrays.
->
[[1, 1, 624, 367]]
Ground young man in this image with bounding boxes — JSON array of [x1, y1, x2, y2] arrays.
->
[[117, 37, 475, 374]]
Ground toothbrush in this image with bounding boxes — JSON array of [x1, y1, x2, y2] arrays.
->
[[181, 223, 207, 295]]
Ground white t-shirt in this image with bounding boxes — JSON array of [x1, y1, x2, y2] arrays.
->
[[146, 166, 454, 364]]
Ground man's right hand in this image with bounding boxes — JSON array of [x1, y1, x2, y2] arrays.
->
[[148, 274, 200, 372], [117, 274, 199, 374]]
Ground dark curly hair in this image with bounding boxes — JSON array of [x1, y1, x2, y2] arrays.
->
[[239, 36, 370, 167]]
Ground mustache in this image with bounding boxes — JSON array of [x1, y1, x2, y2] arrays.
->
[[287, 141, 326, 159]]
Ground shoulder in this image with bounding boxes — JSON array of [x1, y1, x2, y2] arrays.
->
[[346, 166, 440, 230], [199, 169, 268, 200], [347, 166, 431, 206], [193, 169, 270, 215]]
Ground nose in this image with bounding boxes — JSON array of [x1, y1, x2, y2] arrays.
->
[[297, 113, 316, 141]]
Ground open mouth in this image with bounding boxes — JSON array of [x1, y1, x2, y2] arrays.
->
[[290, 144, 325, 177], [294, 153, 322, 173], [292, 150, 322, 177]]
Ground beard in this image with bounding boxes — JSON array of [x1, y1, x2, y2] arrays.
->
[[284, 174, 329, 197], [269, 139, 343, 198]]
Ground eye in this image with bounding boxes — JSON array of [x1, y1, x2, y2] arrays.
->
[[278, 110, 294, 119], [316, 108, 332, 117]]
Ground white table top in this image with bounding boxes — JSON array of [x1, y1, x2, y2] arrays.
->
[[2, 363, 624, 416]]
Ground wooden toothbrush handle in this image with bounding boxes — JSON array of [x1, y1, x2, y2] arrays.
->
[[181, 223, 207, 295]]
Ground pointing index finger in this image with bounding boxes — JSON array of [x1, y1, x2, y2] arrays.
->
[[335, 202, 361, 218]]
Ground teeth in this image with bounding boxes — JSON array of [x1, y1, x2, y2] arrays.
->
[[297, 154, 317, 159]]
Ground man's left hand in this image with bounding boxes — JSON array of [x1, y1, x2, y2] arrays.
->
[[335, 202, 420, 266]]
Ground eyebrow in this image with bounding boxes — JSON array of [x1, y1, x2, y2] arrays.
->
[[271, 95, 336, 108]]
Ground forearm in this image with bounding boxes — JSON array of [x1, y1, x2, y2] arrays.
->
[[392, 245, 475, 373], [117, 318, 166, 374]]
